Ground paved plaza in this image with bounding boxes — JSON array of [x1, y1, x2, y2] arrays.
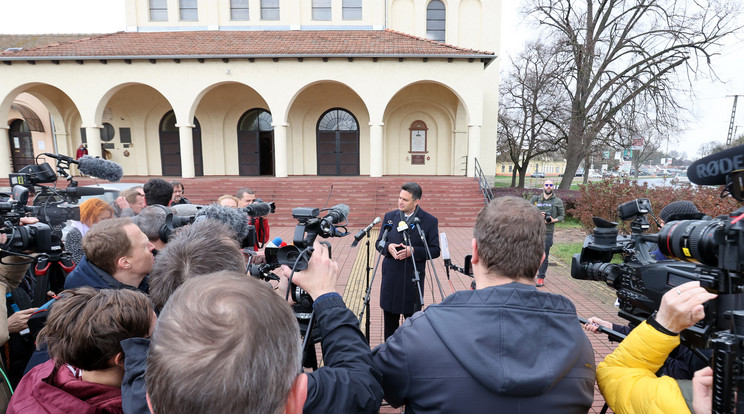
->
[[269, 225, 622, 413]]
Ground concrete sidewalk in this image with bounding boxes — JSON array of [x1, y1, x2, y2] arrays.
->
[[270, 225, 621, 413]]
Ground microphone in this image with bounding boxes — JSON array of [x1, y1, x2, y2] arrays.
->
[[243, 202, 274, 217], [43, 153, 124, 182], [397, 220, 409, 232], [378, 221, 393, 249], [55, 186, 105, 198], [267, 237, 283, 248], [195, 204, 251, 243], [687, 144, 744, 185], [440, 233, 451, 267], [351, 216, 381, 247], [320, 204, 349, 234]]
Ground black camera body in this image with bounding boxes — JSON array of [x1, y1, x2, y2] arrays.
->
[[544, 212, 552, 224], [1, 186, 61, 257]]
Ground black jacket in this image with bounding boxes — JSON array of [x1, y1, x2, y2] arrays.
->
[[120, 294, 383, 414], [373, 282, 595, 413], [376, 207, 440, 314]]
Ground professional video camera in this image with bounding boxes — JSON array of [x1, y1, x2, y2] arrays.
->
[[0, 186, 56, 257], [573, 143, 744, 413]]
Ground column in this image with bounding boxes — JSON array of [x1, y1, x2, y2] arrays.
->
[[273, 123, 288, 178], [467, 124, 481, 177], [177, 124, 195, 178], [83, 125, 102, 158], [0, 126, 11, 178], [369, 122, 383, 177]]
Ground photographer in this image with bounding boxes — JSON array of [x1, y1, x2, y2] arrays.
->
[[237, 188, 270, 251], [597, 281, 717, 414], [529, 179, 564, 287]]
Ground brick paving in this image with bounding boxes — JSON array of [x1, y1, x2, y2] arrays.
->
[[270, 225, 622, 413]]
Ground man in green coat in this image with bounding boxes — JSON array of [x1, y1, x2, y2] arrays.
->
[[529, 179, 564, 287]]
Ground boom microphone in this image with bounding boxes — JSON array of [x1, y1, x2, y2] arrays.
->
[[195, 204, 251, 243], [243, 202, 274, 217], [78, 156, 123, 182], [54, 186, 105, 198], [687, 144, 744, 186]]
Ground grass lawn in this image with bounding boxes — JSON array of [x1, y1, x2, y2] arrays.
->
[[551, 242, 583, 266], [492, 175, 586, 190]]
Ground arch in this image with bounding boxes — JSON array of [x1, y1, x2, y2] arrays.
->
[[316, 108, 360, 176], [8, 119, 33, 172], [426, 0, 446, 42], [159, 110, 204, 176], [237, 108, 274, 176], [94, 82, 174, 128], [383, 80, 470, 122]]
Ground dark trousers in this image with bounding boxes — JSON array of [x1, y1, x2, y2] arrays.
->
[[383, 310, 413, 341], [538, 232, 554, 278]]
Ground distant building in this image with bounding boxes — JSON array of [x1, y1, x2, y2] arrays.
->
[[1, 0, 500, 179]]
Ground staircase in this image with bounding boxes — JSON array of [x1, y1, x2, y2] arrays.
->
[[77, 176, 487, 227]]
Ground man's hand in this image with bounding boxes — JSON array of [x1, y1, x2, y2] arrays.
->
[[583, 317, 612, 334], [289, 241, 339, 300], [655, 281, 717, 333], [692, 366, 713, 414], [7, 308, 38, 334], [387, 243, 412, 260]]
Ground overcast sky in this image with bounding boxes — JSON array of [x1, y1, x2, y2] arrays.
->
[[1, 0, 742, 160]]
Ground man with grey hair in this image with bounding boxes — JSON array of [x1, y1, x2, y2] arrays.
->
[[373, 196, 594, 412], [133, 206, 169, 251], [145, 241, 383, 414]]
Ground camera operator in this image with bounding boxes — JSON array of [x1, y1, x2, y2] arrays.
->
[[597, 281, 717, 414], [145, 240, 383, 414], [0, 217, 39, 346], [530, 179, 564, 287]]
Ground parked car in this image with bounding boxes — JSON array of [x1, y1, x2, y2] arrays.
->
[[530, 171, 546, 178], [670, 173, 691, 186]]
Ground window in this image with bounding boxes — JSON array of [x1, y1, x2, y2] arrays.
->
[[426, 0, 446, 42], [180, 0, 198, 21], [149, 0, 168, 21], [343, 0, 362, 20], [501, 165, 505, 173], [261, 0, 280, 20], [508, 165, 512, 173], [312, 0, 332, 20], [231, 0, 249, 20], [101, 123, 115, 142]]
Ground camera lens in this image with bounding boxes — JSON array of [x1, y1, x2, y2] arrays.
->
[[657, 219, 722, 266]]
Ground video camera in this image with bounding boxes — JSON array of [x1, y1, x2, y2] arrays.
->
[[1, 186, 57, 258], [571, 147, 744, 413]]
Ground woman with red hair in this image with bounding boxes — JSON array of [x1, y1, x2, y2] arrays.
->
[[64, 198, 114, 264]]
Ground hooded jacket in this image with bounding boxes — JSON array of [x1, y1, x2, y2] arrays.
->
[[373, 282, 595, 413], [8, 359, 122, 413]]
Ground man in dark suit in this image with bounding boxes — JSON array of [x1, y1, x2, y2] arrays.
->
[[376, 182, 440, 340]]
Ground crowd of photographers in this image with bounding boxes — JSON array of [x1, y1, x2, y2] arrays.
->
[[0, 172, 732, 413]]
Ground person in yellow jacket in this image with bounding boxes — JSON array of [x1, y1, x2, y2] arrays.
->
[[597, 281, 716, 414]]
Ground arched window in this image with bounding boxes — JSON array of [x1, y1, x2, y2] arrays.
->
[[426, 0, 446, 42], [317, 108, 359, 176], [237, 108, 274, 176]]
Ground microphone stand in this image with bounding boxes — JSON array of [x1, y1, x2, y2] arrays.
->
[[358, 230, 386, 344], [401, 229, 425, 308], [413, 222, 446, 301]]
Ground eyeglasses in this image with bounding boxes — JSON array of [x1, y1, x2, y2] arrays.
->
[[544, 184, 554, 187]]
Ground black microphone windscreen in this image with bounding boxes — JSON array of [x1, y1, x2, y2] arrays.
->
[[196, 204, 251, 242], [78, 156, 124, 182], [687, 144, 744, 186], [244, 202, 272, 217]]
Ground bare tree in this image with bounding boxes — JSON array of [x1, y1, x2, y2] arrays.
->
[[525, 0, 742, 189], [497, 41, 567, 188]]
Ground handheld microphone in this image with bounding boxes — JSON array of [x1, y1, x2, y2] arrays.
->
[[43, 153, 124, 182], [378, 221, 393, 249], [397, 220, 409, 232], [351, 216, 381, 247], [320, 204, 350, 234], [687, 144, 744, 186], [266, 237, 283, 248], [440, 233, 451, 266]]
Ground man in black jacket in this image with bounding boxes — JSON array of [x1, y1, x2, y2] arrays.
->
[[144, 240, 383, 414], [376, 182, 440, 340], [373, 196, 595, 413]]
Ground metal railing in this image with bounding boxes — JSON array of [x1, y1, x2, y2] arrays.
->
[[473, 158, 494, 206]]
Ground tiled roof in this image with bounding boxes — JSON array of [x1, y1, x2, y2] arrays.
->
[[0, 30, 494, 60], [0, 34, 94, 51]]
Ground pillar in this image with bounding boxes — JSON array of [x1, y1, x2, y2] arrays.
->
[[369, 122, 383, 177], [83, 125, 102, 158], [177, 124, 195, 178], [467, 124, 481, 177], [273, 123, 288, 178], [0, 126, 10, 178]]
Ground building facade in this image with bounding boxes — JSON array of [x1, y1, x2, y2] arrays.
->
[[1, 0, 500, 179]]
